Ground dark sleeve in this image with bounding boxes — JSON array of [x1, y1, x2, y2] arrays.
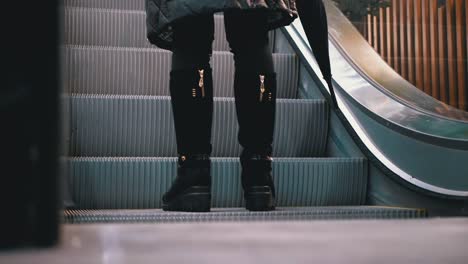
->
[[145, 0, 172, 50]]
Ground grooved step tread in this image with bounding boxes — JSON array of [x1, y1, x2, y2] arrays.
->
[[64, 8, 276, 52], [64, 206, 427, 223], [69, 157, 367, 209], [69, 95, 329, 157], [63, 46, 299, 98]]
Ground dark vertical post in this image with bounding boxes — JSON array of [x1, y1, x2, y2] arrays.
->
[[422, 0, 432, 95], [438, 6, 449, 104], [430, 0, 440, 100], [446, 0, 459, 108], [414, 0, 424, 90], [400, 0, 408, 80], [386, 7, 393, 68], [407, 0, 416, 85], [455, 0, 467, 110], [0, 1, 61, 248], [392, 0, 401, 74], [379, 7, 387, 61]]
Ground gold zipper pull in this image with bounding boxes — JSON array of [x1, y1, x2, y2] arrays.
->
[[259, 75, 266, 102], [198, 69, 205, 98]]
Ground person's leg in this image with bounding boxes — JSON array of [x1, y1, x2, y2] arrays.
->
[[224, 10, 274, 74], [162, 15, 215, 212], [170, 15, 214, 154], [171, 15, 213, 71], [225, 11, 277, 211]]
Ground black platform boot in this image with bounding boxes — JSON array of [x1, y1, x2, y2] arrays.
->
[[162, 68, 213, 212], [162, 154, 211, 212], [234, 71, 277, 211], [240, 152, 276, 211]]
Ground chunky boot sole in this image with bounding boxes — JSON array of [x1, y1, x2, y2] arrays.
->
[[245, 186, 276, 211], [162, 186, 211, 212]]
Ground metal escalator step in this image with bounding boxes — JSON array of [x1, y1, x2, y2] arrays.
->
[[63, 46, 298, 98], [69, 157, 367, 209], [64, 8, 152, 49], [69, 95, 329, 157], [64, 8, 275, 52], [64, 206, 427, 223], [64, 0, 144, 10]]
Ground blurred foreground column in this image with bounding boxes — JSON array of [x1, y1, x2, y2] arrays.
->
[[0, 1, 61, 248]]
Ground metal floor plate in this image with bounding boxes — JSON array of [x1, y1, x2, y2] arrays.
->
[[65, 206, 427, 224]]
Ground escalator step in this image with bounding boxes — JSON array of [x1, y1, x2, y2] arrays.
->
[[69, 96, 329, 157], [69, 157, 367, 209], [64, 8, 276, 52], [63, 46, 298, 98], [64, 0, 145, 10], [64, 206, 427, 223]]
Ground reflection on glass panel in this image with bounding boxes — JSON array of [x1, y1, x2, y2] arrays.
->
[[332, 0, 467, 112]]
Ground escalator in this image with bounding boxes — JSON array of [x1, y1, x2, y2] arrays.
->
[[295, 0, 468, 215], [62, 0, 467, 222]]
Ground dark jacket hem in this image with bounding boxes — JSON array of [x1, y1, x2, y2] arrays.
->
[[146, 1, 298, 51]]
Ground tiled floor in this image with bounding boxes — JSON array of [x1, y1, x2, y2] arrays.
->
[[1, 218, 467, 264]]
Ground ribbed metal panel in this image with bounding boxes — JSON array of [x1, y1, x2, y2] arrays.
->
[[64, 46, 298, 98], [213, 14, 232, 52], [69, 96, 328, 157], [64, 46, 171, 97], [64, 0, 144, 10], [64, 8, 153, 49], [64, 206, 427, 223], [69, 157, 367, 209], [64, 8, 275, 51]]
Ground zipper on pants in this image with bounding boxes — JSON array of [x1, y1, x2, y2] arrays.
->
[[199, 69, 205, 98], [259, 75, 265, 102], [192, 69, 205, 98]]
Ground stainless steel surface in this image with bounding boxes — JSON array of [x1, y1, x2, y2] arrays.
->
[[1, 218, 467, 263], [281, 1, 468, 196], [291, 1, 468, 142], [322, 0, 468, 144], [325, 0, 468, 122], [69, 96, 328, 157]]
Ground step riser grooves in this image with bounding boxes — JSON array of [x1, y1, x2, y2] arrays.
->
[[69, 158, 367, 209], [64, 8, 152, 49], [64, 8, 275, 52], [69, 97, 329, 157], [64, 47, 299, 98], [64, 0, 145, 10]]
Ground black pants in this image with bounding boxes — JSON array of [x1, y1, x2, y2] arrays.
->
[[170, 11, 276, 156], [171, 11, 274, 73]]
